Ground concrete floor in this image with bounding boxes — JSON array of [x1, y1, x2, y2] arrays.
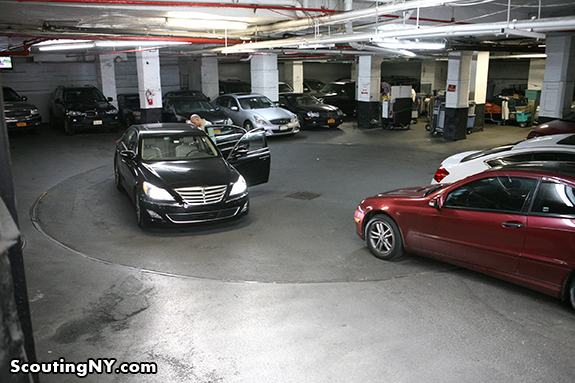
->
[[8, 119, 575, 382]]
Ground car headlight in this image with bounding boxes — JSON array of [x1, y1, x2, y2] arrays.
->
[[337, 109, 343, 116], [226, 118, 233, 125], [107, 108, 118, 115], [67, 110, 85, 117], [142, 181, 175, 201], [291, 114, 298, 123], [30, 108, 39, 116], [307, 111, 320, 118], [253, 115, 268, 125], [230, 175, 247, 196], [133, 111, 141, 116]]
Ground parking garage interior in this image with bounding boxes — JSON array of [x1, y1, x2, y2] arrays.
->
[[2, 1, 575, 382]]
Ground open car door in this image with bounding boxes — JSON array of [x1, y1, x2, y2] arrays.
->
[[208, 125, 271, 186]]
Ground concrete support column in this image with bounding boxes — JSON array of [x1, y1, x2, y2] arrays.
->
[[284, 61, 304, 93], [200, 57, 219, 100], [444, 51, 473, 141], [251, 53, 279, 101], [528, 58, 546, 90], [470, 51, 489, 132], [96, 55, 118, 108], [539, 33, 575, 122], [136, 50, 162, 123], [356, 55, 382, 129]]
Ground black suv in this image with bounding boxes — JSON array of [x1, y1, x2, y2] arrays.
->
[[2, 87, 42, 134], [49, 85, 120, 135], [316, 80, 357, 116]]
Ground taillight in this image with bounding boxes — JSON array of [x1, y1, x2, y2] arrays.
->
[[434, 166, 450, 183]]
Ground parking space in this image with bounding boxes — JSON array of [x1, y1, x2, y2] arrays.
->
[[9, 120, 575, 382]]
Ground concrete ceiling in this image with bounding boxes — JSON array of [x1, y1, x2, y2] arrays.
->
[[1, 0, 574, 60]]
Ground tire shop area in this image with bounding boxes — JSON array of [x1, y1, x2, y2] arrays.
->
[[1, 1, 575, 383]]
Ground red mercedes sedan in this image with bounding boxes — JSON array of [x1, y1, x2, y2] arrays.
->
[[354, 162, 575, 309]]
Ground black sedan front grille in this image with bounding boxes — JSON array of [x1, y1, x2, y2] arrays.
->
[[175, 185, 227, 205]]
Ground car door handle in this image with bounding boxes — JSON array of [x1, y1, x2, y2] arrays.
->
[[502, 221, 524, 228]]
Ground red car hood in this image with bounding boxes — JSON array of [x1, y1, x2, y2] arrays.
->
[[377, 185, 437, 198]]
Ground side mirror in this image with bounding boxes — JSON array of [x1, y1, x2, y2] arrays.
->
[[107, 97, 114, 102], [120, 150, 136, 159], [429, 196, 441, 210], [54, 98, 63, 104], [22, 96, 28, 102]]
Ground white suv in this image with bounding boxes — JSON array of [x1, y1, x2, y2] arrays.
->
[[214, 93, 299, 136]]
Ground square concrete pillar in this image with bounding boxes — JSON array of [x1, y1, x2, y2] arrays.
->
[[96, 55, 118, 108]]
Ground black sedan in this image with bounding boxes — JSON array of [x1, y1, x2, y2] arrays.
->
[[114, 123, 270, 227], [162, 95, 232, 125], [278, 92, 343, 129], [2, 86, 42, 134]]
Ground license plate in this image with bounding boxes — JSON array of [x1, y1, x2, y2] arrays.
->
[[328, 119, 335, 124], [280, 125, 288, 131], [93, 120, 103, 125], [17, 122, 27, 127]]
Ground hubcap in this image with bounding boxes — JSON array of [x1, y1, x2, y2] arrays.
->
[[369, 221, 394, 255]]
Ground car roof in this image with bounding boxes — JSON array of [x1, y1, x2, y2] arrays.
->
[[130, 122, 204, 135], [164, 95, 208, 101], [232, 93, 262, 98], [513, 133, 575, 149], [279, 92, 306, 96], [487, 161, 575, 179]]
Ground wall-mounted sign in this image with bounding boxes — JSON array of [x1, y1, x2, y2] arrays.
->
[[447, 84, 456, 92]]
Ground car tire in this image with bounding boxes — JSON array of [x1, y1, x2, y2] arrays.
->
[[569, 278, 575, 310], [50, 111, 59, 130], [135, 195, 149, 228], [114, 160, 123, 191], [64, 119, 75, 136], [365, 214, 404, 260], [297, 114, 305, 129], [244, 120, 253, 130]]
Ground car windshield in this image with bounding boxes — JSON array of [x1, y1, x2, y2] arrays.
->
[[279, 83, 294, 92], [461, 143, 517, 163], [173, 99, 216, 114], [64, 88, 107, 103], [287, 94, 321, 105], [123, 95, 140, 109], [2, 87, 22, 102], [319, 83, 345, 93], [238, 96, 276, 110], [140, 133, 220, 161]]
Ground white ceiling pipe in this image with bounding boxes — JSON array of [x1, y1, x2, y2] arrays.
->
[[238, 0, 464, 36], [218, 16, 575, 52]]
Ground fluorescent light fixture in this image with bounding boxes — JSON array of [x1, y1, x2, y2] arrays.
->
[[39, 42, 95, 51], [167, 18, 247, 30], [375, 38, 445, 50], [297, 43, 335, 49], [398, 49, 417, 57], [37, 40, 188, 51], [95, 41, 186, 48]]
